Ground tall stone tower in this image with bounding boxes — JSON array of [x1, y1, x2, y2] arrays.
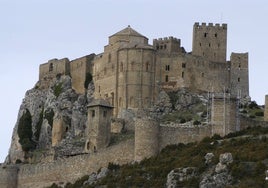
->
[[229, 52, 249, 98], [85, 99, 113, 153], [211, 93, 239, 137], [192, 22, 227, 63], [264, 95, 268, 121]]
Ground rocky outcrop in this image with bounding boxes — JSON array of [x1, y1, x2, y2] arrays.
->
[[200, 153, 233, 188], [166, 167, 198, 188], [6, 75, 93, 164]]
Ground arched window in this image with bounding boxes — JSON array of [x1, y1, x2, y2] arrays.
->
[[49, 63, 53, 72], [165, 75, 169, 82], [108, 53, 111, 63], [145, 62, 149, 72], [120, 62, 123, 72]]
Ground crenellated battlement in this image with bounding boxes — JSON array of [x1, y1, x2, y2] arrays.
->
[[194, 22, 227, 30], [153, 36, 181, 53]]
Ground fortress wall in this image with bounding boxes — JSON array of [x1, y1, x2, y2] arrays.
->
[[240, 116, 268, 130], [17, 139, 134, 188], [159, 124, 211, 150], [39, 58, 70, 80], [265, 95, 268, 121], [70, 54, 94, 94], [135, 118, 159, 161], [0, 165, 18, 188]]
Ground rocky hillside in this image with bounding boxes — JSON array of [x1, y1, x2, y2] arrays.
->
[[50, 126, 268, 188], [6, 75, 94, 164]]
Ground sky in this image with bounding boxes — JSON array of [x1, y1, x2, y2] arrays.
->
[[1, 0, 268, 162]]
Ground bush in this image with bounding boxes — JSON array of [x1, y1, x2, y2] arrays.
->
[[255, 111, 264, 117], [180, 118, 186, 123], [53, 82, 63, 97], [248, 101, 259, 109], [193, 120, 201, 125], [17, 109, 36, 152]]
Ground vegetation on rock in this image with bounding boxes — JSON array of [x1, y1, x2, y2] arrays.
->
[[17, 109, 36, 152]]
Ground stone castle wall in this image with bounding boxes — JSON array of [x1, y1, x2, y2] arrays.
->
[[0, 165, 18, 188], [264, 95, 268, 121], [15, 139, 134, 188], [192, 22, 227, 63], [159, 123, 211, 150]]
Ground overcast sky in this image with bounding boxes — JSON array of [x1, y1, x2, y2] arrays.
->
[[1, 0, 268, 162]]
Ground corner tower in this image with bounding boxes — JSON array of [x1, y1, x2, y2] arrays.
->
[[192, 22, 227, 62]]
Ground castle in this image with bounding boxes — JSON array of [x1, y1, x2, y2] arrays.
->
[[1, 22, 262, 188]]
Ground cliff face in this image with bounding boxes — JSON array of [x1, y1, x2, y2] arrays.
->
[[6, 75, 94, 164]]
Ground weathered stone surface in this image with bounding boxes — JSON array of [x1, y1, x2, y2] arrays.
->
[[200, 153, 233, 188], [205, 153, 215, 165], [166, 167, 197, 188]]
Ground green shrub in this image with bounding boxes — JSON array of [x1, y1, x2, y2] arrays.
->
[[255, 111, 264, 117], [248, 101, 259, 109], [193, 120, 201, 125], [84, 73, 93, 89], [44, 109, 54, 127], [53, 82, 63, 97], [180, 118, 186, 123], [17, 109, 36, 152]]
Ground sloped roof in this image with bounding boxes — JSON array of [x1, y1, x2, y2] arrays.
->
[[87, 99, 113, 108], [110, 25, 147, 38]]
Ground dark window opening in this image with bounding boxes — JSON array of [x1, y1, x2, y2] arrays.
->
[[146, 62, 149, 72], [92, 110, 95, 117], [164, 44, 167, 49], [209, 43, 211, 47], [94, 146, 97, 153], [49, 63, 53, 72], [238, 63, 241, 68], [156, 45, 159, 50], [160, 45, 163, 49], [202, 72, 204, 77], [165, 75, 169, 82], [215, 33, 217, 37], [204, 33, 207, 37], [238, 78, 240, 82], [99, 86, 100, 93], [199, 43, 202, 46], [65, 127, 68, 132], [87, 142, 90, 150], [108, 53, 111, 63], [182, 72, 184, 78], [182, 63, 186, 68], [165, 65, 170, 71], [103, 110, 107, 117], [203, 52, 205, 56], [120, 62, 123, 72]]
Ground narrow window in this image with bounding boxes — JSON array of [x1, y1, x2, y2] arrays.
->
[[199, 43, 202, 47], [209, 43, 211, 47], [160, 45, 163, 49], [203, 52, 205, 56], [202, 72, 204, 77], [182, 72, 184, 78], [215, 33, 217, 37], [238, 78, 240, 82], [49, 63, 53, 72], [108, 53, 111, 63], [99, 86, 100, 93], [103, 110, 107, 117], [182, 63, 186, 68], [165, 65, 170, 71], [87, 142, 90, 150], [120, 62, 123, 72], [204, 33, 207, 37], [146, 62, 149, 72], [165, 75, 169, 82], [238, 63, 241, 68], [164, 44, 167, 49], [92, 110, 95, 117]]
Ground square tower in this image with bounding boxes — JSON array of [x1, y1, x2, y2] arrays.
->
[[85, 99, 113, 153], [192, 22, 227, 63]]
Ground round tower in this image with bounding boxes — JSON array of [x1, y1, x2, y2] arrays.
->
[[134, 118, 159, 161], [264, 95, 268, 121], [0, 165, 18, 188]]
